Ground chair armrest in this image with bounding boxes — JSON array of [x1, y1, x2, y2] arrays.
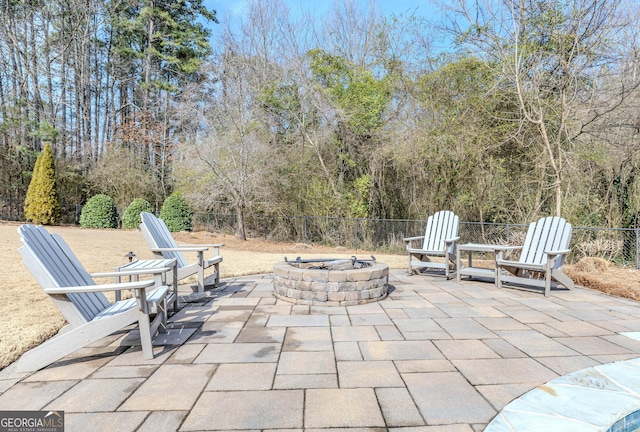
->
[[204, 255, 223, 266], [178, 243, 224, 255], [187, 243, 224, 255], [404, 236, 425, 250], [44, 279, 155, 294], [151, 246, 210, 252], [91, 267, 172, 278], [443, 236, 460, 243], [403, 236, 425, 242], [178, 243, 224, 248], [167, 243, 224, 256], [544, 249, 571, 269], [544, 249, 571, 256]]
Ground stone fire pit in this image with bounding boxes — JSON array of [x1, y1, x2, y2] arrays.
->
[[273, 256, 389, 306]]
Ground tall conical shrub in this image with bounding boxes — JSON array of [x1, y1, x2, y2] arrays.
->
[[24, 142, 61, 225]]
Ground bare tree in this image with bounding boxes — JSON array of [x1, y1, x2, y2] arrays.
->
[[445, 0, 640, 216], [178, 12, 277, 239]]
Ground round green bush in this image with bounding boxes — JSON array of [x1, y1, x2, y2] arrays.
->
[[122, 198, 153, 229], [159, 192, 192, 232], [80, 194, 119, 228]]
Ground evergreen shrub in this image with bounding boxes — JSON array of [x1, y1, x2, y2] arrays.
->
[[159, 192, 192, 232], [24, 143, 61, 225], [122, 198, 153, 229], [80, 194, 119, 228]]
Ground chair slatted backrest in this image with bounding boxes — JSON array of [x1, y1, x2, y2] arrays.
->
[[519, 217, 572, 268], [422, 211, 459, 252], [140, 212, 188, 268], [19, 224, 110, 325]]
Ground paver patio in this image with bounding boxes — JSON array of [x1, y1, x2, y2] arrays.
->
[[1, 269, 640, 431]]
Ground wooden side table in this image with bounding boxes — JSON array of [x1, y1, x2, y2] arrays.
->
[[456, 243, 513, 283], [113, 258, 179, 311]]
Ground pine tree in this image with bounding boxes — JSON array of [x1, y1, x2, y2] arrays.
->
[[24, 143, 61, 225]]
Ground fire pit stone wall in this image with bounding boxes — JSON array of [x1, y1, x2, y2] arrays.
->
[[272, 260, 389, 306]]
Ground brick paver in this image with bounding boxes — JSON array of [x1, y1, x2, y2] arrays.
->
[[404, 371, 497, 424], [205, 362, 276, 390], [183, 389, 304, 430], [1, 270, 639, 431], [305, 388, 385, 428]]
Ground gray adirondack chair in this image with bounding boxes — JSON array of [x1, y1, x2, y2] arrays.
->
[[16, 224, 169, 372], [495, 216, 574, 296], [140, 212, 223, 293], [403, 211, 460, 279]]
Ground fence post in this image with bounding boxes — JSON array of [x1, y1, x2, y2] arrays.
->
[[303, 216, 307, 244], [636, 228, 640, 270], [506, 223, 510, 243], [355, 218, 359, 251]]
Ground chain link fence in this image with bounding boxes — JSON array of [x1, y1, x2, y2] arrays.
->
[[0, 198, 82, 225], [194, 213, 640, 268], [3, 199, 637, 268]]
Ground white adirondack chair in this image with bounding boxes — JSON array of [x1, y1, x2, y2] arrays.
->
[[403, 211, 460, 279], [140, 212, 223, 293], [16, 224, 170, 372], [495, 216, 574, 296]]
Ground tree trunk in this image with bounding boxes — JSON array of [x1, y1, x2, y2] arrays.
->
[[236, 203, 247, 240], [144, 2, 154, 110]]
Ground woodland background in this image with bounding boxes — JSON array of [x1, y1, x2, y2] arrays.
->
[[2, 0, 640, 240]]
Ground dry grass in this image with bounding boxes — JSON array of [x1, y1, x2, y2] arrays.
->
[[2, 222, 639, 371], [564, 257, 640, 301]]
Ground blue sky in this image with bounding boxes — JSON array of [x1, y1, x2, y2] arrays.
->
[[203, 0, 439, 30]]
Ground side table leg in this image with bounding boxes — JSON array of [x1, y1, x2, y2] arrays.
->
[[172, 265, 178, 311], [115, 273, 122, 302]]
